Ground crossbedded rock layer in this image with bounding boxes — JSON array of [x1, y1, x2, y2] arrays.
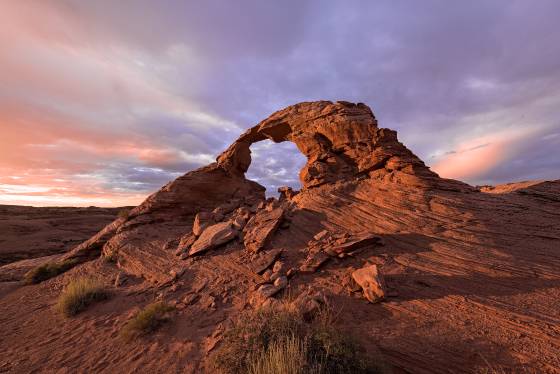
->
[[8, 101, 557, 373], [64, 100, 461, 283]]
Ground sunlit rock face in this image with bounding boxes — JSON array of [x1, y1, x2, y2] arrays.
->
[[217, 101, 446, 189], [64, 100, 469, 283]]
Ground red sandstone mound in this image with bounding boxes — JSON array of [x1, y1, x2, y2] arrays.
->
[[1, 101, 559, 373]]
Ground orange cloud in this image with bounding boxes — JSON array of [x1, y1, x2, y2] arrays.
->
[[431, 127, 536, 181]]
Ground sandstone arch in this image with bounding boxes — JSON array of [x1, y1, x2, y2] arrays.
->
[[216, 100, 438, 189], [62, 100, 468, 282]]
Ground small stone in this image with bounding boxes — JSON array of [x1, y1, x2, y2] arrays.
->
[[114, 272, 127, 287], [286, 268, 296, 278], [274, 275, 287, 289], [176, 232, 197, 255], [272, 261, 284, 274], [299, 252, 330, 273], [248, 248, 282, 274], [257, 284, 281, 298], [313, 230, 329, 241], [175, 302, 187, 310], [182, 294, 199, 305], [262, 269, 272, 281], [291, 291, 325, 321], [231, 215, 247, 231], [243, 207, 284, 252], [351, 264, 386, 303]]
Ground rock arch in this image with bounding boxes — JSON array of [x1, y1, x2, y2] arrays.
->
[[216, 100, 436, 189], [61, 100, 459, 283]]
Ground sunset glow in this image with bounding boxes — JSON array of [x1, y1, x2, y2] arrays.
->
[[1, 1, 559, 206]]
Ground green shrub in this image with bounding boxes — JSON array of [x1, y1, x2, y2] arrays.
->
[[120, 302, 174, 341], [210, 302, 385, 374], [57, 277, 108, 317], [24, 259, 77, 284]]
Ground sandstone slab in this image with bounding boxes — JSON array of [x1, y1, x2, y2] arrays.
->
[[243, 207, 284, 252], [351, 264, 386, 303], [189, 222, 238, 256]]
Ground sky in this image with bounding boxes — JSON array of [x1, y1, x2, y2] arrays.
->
[[0, 1, 559, 207]]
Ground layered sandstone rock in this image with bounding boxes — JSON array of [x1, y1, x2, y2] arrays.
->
[[4, 101, 560, 373], [59, 101, 467, 283], [216, 101, 452, 189]]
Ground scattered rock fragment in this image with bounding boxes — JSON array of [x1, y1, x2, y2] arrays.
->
[[189, 222, 238, 256], [330, 233, 382, 256], [231, 215, 247, 231], [299, 252, 330, 273], [351, 264, 386, 303], [272, 260, 284, 274], [274, 275, 287, 288], [175, 232, 196, 255], [313, 229, 329, 241], [193, 212, 214, 236], [262, 269, 272, 281], [114, 271, 128, 287], [248, 248, 282, 274], [243, 206, 284, 252], [292, 290, 327, 320]]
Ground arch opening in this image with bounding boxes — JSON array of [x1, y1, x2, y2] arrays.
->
[[246, 139, 307, 197]]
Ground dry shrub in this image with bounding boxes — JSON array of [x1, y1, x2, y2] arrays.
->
[[248, 335, 307, 374], [120, 302, 174, 341], [210, 301, 386, 374], [57, 277, 108, 317], [24, 259, 77, 284]]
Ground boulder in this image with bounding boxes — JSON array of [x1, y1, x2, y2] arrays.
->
[[351, 264, 386, 303], [193, 212, 213, 236], [243, 207, 284, 252], [188, 222, 238, 256]]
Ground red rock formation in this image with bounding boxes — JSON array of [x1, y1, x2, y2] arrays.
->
[[12, 101, 556, 373]]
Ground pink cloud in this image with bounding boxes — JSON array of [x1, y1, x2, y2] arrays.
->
[[431, 127, 537, 181]]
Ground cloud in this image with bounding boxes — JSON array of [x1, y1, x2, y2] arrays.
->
[[0, 1, 559, 206]]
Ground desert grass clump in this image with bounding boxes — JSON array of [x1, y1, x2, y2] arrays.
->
[[248, 335, 307, 374], [120, 302, 175, 341], [24, 259, 77, 284], [118, 208, 131, 220], [57, 277, 108, 317], [210, 301, 385, 374]]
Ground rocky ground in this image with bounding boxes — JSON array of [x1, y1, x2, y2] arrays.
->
[[1, 101, 559, 373]]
